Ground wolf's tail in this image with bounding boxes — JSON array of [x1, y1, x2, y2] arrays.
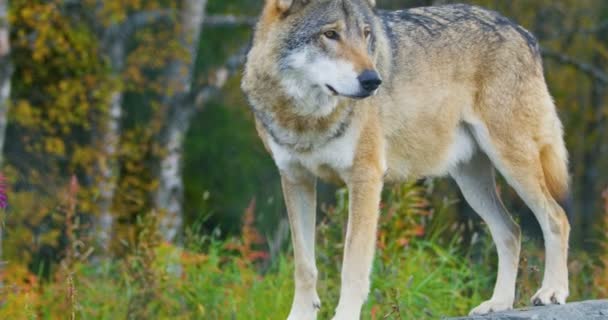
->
[[540, 142, 570, 205]]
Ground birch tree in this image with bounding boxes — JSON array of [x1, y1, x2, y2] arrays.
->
[[0, 1, 10, 165], [153, 2, 252, 242], [0, 0, 11, 269], [93, 5, 170, 253], [94, 22, 126, 254], [156, 0, 207, 242]]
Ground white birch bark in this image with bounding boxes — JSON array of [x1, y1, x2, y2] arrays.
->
[[94, 9, 171, 252], [0, 1, 9, 163], [95, 35, 125, 253], [156, 0, 207, 242], [0, 0, 11, 276]]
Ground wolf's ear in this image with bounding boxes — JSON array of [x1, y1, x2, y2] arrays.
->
[[276, 0, 294, 12], [272, 0, 310, 15], [367, 0, 376, 7]]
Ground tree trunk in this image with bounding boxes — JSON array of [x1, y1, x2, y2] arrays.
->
[[0, 0, 11, 279], [93, 8, 171, 253], [156, 0, 207, 242], [95, 35, 125, 253], [0, 1, 9, 164]]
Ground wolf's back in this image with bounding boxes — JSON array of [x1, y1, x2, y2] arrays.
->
[[378, 4, 540, 59]]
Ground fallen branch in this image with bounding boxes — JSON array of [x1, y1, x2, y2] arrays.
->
[[204, 15, 257, 27], [543, 20, 608, 41], [118, 10, 172, 40], [194, 44, 249, 107], [582, 20, 608, 34], [541, 47, 608, 84]]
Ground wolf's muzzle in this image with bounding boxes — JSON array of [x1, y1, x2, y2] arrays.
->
[[358, 70, 382, 93]]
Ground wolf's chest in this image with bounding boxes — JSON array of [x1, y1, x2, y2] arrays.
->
[[268, 124, 360, 183]]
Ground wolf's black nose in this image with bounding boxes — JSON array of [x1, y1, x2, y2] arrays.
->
[[358, 70, 382, 92]]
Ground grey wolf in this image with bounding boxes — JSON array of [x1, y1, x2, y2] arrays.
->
[[242, 1, 570, 319]]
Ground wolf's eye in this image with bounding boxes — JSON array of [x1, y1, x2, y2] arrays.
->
[[323, 30, 339, 40], [363, 27, 371, 39]]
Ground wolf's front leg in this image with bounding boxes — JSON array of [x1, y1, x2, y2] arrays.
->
[[333, 173, 383, 320], [281, 173, 321, 320]]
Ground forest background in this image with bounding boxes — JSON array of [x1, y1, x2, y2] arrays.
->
[[0, 0, 607, 319]]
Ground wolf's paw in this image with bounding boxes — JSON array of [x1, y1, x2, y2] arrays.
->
[[331, 313, 357, 320], [531, 286, 568, 306], [469, 299, 513, 315], [287, 296, 321, 320], [331, 302, 361, 320]]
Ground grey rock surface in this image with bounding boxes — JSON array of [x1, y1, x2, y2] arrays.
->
[[445, 300, 608, 320]]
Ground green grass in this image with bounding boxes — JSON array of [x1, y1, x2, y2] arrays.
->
[[2, 233, 601, 319], [1, 185, 602, 319], [2, 239, 492, 319], [186, 240, 493, 320]]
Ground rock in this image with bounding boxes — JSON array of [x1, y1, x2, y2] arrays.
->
[[445, 300, 608, 320]]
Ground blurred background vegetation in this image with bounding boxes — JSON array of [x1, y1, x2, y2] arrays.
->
[[0, 0, 606, 319]]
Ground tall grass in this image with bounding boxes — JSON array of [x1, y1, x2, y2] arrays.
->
[[0, 184, 605, 319]]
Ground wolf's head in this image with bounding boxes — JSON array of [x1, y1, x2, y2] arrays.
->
[[261, 0, 382, 116]]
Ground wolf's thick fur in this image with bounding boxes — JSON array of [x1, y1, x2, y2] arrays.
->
[[242, 1, 570, 319]]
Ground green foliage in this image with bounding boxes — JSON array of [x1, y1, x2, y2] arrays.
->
[[2, 0, 608, 319], [1, 182, 605, 319], [5, 0, 204, 263], [0, 234, 492, 319], [184, 97, 281, 235], [7, 0, 112, 272], [1, 224, 601, 319]]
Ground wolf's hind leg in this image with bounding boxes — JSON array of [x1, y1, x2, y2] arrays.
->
[[496, 157, 570, 306], [450, 152, 521, 315], [281, 174, 321, 320], [470, 120, 570, 307]]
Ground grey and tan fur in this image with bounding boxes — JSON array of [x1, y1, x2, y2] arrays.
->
[[242, 1, 570, 319]]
